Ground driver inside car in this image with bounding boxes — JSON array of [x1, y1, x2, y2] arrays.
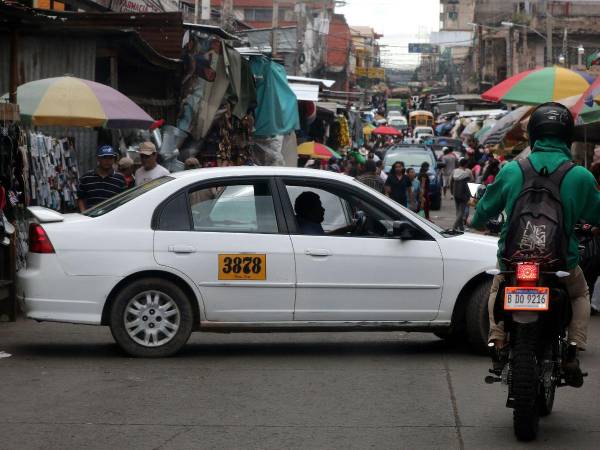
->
[[294, 191, 359, 236], [295, 191, 326, 235]]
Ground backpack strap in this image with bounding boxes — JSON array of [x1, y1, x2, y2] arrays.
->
[[517, 158, 538, 189], [548, 160, 575, 186], [518, 158, 575, 189]]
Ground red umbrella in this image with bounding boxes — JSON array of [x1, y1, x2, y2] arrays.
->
[[372, 126, 401, 136]]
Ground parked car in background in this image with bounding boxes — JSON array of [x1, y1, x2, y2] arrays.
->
[[389, 116, 408, 131], [414, 126, 435, 139], [426, 137, 466, 160], [383, 145, 442, 210]]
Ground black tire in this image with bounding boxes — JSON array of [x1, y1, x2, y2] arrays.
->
[[537, 344, 557, 417], [511, 324, 540, 441], [465, 279, 492, 354], [109, 278, 194, 358]]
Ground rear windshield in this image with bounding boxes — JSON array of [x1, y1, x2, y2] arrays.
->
[[84, 177, 173, 218]]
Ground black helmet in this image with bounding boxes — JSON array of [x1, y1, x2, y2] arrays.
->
[[527, 102, 574, 149]]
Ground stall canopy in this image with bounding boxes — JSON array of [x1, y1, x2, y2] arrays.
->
[[287, 76, 336, 102]]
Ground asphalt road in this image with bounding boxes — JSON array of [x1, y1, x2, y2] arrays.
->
[[2, 197, 599, 450], [1, 316, 599, 450]]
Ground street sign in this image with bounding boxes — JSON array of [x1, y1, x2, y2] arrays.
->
[[408, 43, 440, 54], [354, 67, 385, 79], [368, 67, 385, 79]]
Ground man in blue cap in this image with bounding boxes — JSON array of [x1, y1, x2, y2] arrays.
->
[[77, 145, 125, 211]]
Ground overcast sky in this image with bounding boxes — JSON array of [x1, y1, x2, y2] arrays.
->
[[336, 0, 440, 69]]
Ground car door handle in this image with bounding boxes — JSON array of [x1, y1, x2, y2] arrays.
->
[[305, 248, 332, 257], [168, 245, 196, 254]]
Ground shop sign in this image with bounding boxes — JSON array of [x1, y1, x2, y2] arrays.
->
[[90, 0, 179, 13]]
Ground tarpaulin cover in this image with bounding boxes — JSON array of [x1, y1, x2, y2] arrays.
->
[[251, 58, 300, 137]]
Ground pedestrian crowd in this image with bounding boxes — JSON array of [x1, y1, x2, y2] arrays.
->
[[77, 141, 201, 211]]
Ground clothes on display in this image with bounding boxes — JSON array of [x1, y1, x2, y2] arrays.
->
[[251, 57, 300, 137], [28, 132, 80, 211]]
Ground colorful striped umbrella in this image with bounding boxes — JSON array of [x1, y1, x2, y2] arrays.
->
[[297, 141, 341, 160], [481, 67, 591, 106], [571, 77, 600, 125], [372, 126, 401, 136], [17, 76, 154, 128]]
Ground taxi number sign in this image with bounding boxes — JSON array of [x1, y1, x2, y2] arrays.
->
[[218, 254, 266, 280]]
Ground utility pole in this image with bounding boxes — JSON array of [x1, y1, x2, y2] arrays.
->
[[513, 29, 519, 74], [296, 1, 308, 76], [271, 0, 280, 58], [506, 28, 513, 77], [222, 0, 233, 29], [544, 0, 553, 66], [562, 27, 568, 66], [201, 0, 210, 21]]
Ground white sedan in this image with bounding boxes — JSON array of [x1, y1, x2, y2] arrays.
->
[[17, 167, 498, 357]]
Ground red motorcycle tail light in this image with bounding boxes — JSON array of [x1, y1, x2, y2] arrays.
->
[[516, 263, 539, 282]]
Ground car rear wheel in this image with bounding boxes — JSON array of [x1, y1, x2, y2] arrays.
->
[[109, 278, 194, 357]]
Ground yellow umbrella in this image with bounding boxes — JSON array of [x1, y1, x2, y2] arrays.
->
[[363, 124, 375, 136], [297, 141, 341, 160]]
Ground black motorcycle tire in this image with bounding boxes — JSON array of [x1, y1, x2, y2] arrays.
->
[[537, 343, 558, 417], [511, 324, 540, 441]]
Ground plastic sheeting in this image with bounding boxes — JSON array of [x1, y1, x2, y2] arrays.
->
[[251, 57, 300, 137]]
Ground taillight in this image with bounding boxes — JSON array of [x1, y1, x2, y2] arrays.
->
[[516, 262, 539, 284], [29, 223, 55, 254]]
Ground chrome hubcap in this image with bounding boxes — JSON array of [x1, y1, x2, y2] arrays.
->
[[124, 290, 180, 347]]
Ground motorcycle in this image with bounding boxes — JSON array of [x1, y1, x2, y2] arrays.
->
[[485, 255, 584, 441], [471, 183, 586, 441]]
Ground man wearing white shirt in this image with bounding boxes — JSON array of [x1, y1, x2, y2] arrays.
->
[[135, 141, 170, 186]]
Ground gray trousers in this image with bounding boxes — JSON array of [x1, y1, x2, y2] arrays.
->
[[453, 199, 469, 230]]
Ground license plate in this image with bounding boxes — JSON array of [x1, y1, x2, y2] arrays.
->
[[218, 254, 266, 281], [504, 287, 549, 311]]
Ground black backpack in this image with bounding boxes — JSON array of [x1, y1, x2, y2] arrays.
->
[[503, 158, 574, 266]]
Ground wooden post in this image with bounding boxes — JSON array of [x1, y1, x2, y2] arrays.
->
[[110, 56, 118, 90], [9, 29, 19, 104]]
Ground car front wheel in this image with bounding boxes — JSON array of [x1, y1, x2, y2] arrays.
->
[[109, 278, 194, 357], [465, 279, 492, 354]]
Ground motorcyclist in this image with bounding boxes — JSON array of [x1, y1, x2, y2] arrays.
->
[[469, 102, 600, 387]]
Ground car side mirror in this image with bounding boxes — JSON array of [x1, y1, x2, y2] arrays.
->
[[392, 221, 415, 240]]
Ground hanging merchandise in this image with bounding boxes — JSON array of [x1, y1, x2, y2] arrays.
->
[[251, 56, 300, 137], [338, 115, 351, 149], [28, 131, 80, 211]]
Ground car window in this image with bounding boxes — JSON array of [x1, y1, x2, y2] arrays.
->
[[384, 151, 435, 170], [84, 177, 173, 218], [286, 183, 396, 238], [189, 182, 278, 233], [287, 186, 350, 233], [156, 193, 191, 231]]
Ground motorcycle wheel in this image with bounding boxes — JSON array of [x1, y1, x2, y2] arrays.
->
[[511, 324, 540, 441], [537, 344, 557, 417]]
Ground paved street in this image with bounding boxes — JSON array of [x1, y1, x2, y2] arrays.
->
[[2, 197, 598, 450], [1, 315, 599, 450]]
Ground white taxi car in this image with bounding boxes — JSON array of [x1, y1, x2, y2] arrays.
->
[[17, 167, 498, 357]]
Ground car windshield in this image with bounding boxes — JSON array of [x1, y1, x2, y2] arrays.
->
[[84, 177, 173, 218], [384, 150, 435, 170]]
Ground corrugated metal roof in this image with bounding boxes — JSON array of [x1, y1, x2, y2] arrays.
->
[[0, 2, 183, 60], [59, 12, 184, 59]]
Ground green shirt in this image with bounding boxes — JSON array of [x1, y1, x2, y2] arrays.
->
[[471, 137, 600, 269]]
